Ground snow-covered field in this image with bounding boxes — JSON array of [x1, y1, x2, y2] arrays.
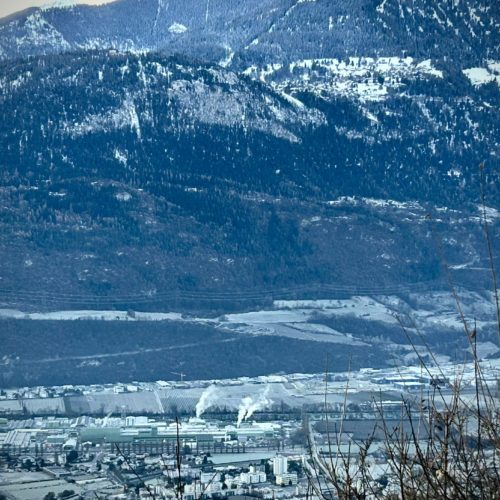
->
[[2, 289, 497, 358], [272, 296, 400, 324], [0, 309, 183, 321]]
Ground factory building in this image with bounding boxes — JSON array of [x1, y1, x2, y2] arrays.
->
[[80, 418, 280, 445]]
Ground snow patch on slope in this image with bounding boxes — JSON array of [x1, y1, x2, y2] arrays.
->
[[13, 11, 70, 52], [168, 22, 188, 34], [219, 45, 235, 68], [167, 77, 325, 143], [463, 62, 500, 86], [63, 94, 142, 139], [327, 196, 423, 211]]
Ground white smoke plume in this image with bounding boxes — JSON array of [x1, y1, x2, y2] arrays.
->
[[195, 385, 220, 418], [236, 396, 253, 427], [236, 386, 272, 427]]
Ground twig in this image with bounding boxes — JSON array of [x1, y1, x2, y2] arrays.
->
[[175, 417, 184, 500]]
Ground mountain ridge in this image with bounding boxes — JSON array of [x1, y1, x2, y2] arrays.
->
[[1, 0, 498, 67]]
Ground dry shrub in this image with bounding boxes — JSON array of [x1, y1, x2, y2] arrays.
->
[[306, 166, 500, 499]]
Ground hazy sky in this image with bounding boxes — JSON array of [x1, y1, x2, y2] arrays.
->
[[0, 0, 116, 19]]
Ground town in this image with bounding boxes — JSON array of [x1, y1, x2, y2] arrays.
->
[[1, 359, 498, 499]]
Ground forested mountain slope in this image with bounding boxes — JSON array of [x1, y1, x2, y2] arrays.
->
[[0, 51, 498, 308], [1, 0, 498, 66], [0, 0, 499, 384]]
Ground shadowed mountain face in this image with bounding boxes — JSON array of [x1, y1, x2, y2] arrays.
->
[[0, 50, 498, 310], [0, 1, 498, 310], [0, 0, 499, 386]]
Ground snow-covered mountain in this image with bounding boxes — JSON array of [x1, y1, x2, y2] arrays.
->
[[0, 50, 498, 307], [0, 0, 499, 384], [1, 0, 498, 66], [0, 0, 498, 305]]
